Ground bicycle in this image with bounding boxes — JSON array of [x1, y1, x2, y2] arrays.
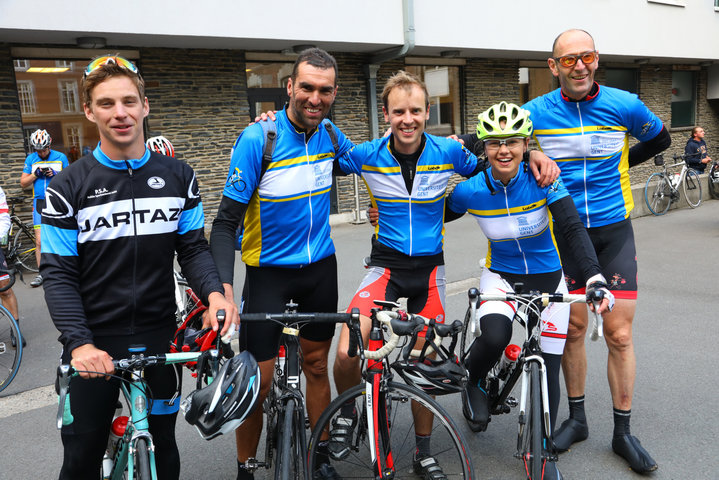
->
[[307, 301, 474, 479], [644, 153, 702, 216], [56, 336, 228, 480], [707, 158, 719, 200], [0, 268, 22, 393], [459, 285, 603, 480], [238, 304, 361, 480], [173, 269, 201, 326], [2, 196, 38, 273]]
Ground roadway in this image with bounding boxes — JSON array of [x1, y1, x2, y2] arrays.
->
[[1, 200, 718, 479]]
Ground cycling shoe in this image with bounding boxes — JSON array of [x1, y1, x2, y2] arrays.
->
[[413, 454, 447, 480], [612, 434, 658, 474], [461, 382, 490, 432], [313, 463, 341, 480], [543, 460, 564, 480], [553, 417, 588, 452]]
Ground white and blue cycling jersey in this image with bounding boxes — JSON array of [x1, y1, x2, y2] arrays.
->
[[448, 165, 569, 275], [223, 109, 354, 268], [523, 85, 663, 228]]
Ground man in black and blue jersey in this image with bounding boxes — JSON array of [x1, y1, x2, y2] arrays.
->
[[523, 29, 671, 474], [42, 55, 234, 480]]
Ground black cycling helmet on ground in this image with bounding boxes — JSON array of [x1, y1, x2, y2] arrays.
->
[[181, 350, 261, 440], [393, 354, 468, 396]]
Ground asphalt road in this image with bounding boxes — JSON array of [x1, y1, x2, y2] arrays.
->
[[1, 202, 718, 479]]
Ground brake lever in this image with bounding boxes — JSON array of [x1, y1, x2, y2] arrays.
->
[[468, 288, 481, 338], [56, 365, 74, 429], [590, 302, 603, 341]]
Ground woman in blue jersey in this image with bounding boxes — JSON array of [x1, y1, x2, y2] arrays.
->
[[446, 102, 613, 479]]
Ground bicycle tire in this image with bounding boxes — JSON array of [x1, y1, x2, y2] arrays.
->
[[708, 164, 719, 199], [520, 362, 544, 480], [644, 173, 671, 216], [459, 305, 475, 363], [134, 437, 152, 480], [683, 169, 702, 208], [0, 305, 22, 393], [292, 403, 309, 480], [12, 224, 38, 272], [276, 397, 296, 480], [308, 381, 473, 479]]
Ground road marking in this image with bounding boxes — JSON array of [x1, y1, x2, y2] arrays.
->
[[0, 384, 57, 418]]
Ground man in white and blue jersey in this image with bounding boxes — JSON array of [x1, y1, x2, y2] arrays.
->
[[523, 29, 671, 474]]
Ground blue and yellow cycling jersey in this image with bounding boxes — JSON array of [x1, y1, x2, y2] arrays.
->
[[337, 134, 478, 258], [223, 109, 354, 268], [22, 150, 69, 199], [523, 85, 663, 228], [448, 166, 569, 275]]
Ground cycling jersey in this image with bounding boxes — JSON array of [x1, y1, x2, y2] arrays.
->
[[337, 133, 478, 259], [41, 145, 223, 355], [22, 149, 69, 199], [221, 108, 354, 268], [448, 166, 569, 275], [523, 84, 663, 228]]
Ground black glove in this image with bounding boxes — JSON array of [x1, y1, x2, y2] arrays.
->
[[34, 167, 44, 177]]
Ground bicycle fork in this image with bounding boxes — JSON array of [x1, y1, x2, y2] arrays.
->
[[365, 324, 395, 479], [517, 356, 552, 453]]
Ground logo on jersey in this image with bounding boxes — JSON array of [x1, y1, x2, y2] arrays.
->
[[187, 173, 200, 199], [359, 291, 370, 298], [640, 120, 655, 137], [548, 179, 561, 193], [147, 176, 166, 189], [314, 163, 332, 188], [86, 187, 118, 200], [42, 188, 74, 219], [589, 134, 623, 156]]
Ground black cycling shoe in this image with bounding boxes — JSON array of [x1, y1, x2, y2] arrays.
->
[[328, 413, 357, 460], [553, 417, 589, 452], [413, 454, 448, 480], [612, 434, 658, 474], [543, 460, 564, 480], [461, 382, 490, 432], [313, 463, 341, 480], [10, 330, 26, 348]]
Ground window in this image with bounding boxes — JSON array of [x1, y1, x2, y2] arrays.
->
[[65, 125, 82, 162], [16, 80, 36, 114], [55, 60, 74, 70], [59, 80, 79, 113], [605, 68, 638, 94], [14, 59, 29, 71], [245, 62, 293, 120], [671, 70, 697, 128], [406, 65, 462, 136]]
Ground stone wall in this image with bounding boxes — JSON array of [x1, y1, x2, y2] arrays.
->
[[0, 45, 34, 222]]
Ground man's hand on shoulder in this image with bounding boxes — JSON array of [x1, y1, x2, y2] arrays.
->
[[528, 150, 560, 187], [447, 135, 466, 145], [71, 344, 114, 379], [250, 110, 278, 126]]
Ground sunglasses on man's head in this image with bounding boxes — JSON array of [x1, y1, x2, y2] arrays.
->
[[84, 55, 139, 78], [553, 51, 597, 68]]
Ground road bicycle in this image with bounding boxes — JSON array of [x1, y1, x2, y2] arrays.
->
[[459, 285, 603, 480], [0, 268, 22, 393], [239, 304, 361, 480], [173, 270, 201, 326], [307, 301, 474, 479], [707, 158, 719, 199], [2, 196, 38, 273], [57, 340, 227, 480], [644, 153, 702, 215]]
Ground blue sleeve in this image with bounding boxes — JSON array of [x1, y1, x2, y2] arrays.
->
[[328, 120, 355, 157], [22, 155, 33, 174], [545, 177, 571, 205], [61, 154, 69, 168], [336, 142, 371, 176], [449, 140, 479, 177], [624, 93, 663, 142], [447, 180, 470, 214], [222, 124, 264, 204]]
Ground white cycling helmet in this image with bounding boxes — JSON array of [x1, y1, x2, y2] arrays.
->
[[181, 351, 261, 440], [30, 129, 52, 150], [145, 135, 175, 157]]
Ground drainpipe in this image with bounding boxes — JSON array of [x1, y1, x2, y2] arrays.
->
[[351, 0, 415, 223]]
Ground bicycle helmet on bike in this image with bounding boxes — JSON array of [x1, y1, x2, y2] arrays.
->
[[145, 135, 175, 157], [181, 350, 261, 440], [476, 102, 533, 140], [30, 129, 52, 150], [393, 354, 467, 396]]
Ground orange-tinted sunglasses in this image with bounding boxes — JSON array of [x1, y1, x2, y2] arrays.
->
[[553, 51, 598, 68]]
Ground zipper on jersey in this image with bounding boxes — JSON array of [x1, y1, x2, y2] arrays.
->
[[304, 132, 314, 265], [124, 161, 138, 334], [575, 102, 590, 227], [502, 186, 529, 274]]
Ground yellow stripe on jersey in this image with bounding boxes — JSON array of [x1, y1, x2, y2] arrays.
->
[[259, 187, 332, 203], [363, 165, 401, 174], [417, 163, 453, 172], [618, 137, 633, 218], [467, 198, 547, 217], [268, 153, 333, 171], [552, 154, 616, 163], [241, 191, 263, 266], [533, 125, 629, 135]]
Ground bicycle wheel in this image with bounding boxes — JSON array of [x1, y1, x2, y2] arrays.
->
[[459, 305, 475, 363], [0, 305, 22, 393], [276, 397, 307, 480], [708, 164, 719, 199], [308, 381, 473, 479], [12, 225, 38, 272], [519, 362, 544, 480], [134, 437, 152, 480], [683, 169, 702, 208], [644, 173, 671, 216]]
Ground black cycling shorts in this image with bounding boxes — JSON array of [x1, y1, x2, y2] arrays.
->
[[556, 217, 638, 299], [240, 254, 338, 362]]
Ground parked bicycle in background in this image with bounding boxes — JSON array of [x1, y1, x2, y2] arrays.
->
[[0, 268, 22, 393], [2, 196, 37, 273], [707, 156, 719, 199], [644, 153, 702, 216]]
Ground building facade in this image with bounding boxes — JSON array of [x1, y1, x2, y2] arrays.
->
[[1, 0, 718, 224]]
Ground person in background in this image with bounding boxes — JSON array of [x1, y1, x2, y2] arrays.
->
[[19, 129, 69, 288], [684, 126, 711, 174]]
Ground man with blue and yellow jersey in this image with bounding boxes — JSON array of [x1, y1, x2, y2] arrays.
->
[[210, 48, 355, 480], [523, 29, 671, 474], [20, 129, 69, 287]]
